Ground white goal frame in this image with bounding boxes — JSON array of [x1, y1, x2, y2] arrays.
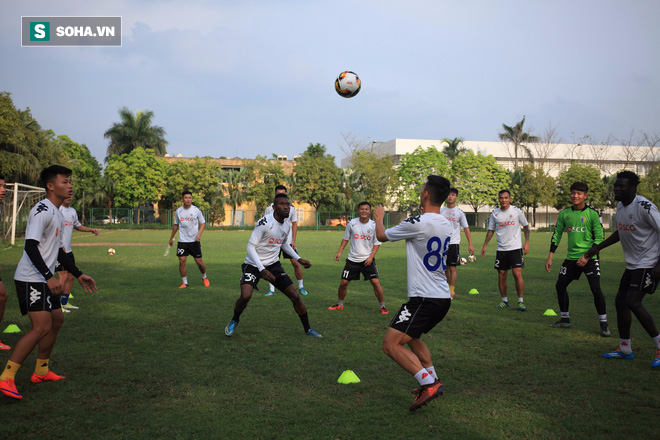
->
[[4, 182, 46, 246]]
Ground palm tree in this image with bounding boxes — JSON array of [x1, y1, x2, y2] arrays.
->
[[498, 116, 539, 167], [441, 137, 467, 161], [218, 169, 248, 226], [334, 168, 365, 211], [104, 106, 168, 160]]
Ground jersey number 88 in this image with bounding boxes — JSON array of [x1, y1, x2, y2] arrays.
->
[[423, 236, 450, 272]]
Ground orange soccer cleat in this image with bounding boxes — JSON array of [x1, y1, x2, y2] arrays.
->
[[0, 378, 22, 400], [203, 278, 210, 287], [31, 371, 67, 383]]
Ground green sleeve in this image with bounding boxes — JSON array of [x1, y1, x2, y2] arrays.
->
[[550, 210, 565, 252]]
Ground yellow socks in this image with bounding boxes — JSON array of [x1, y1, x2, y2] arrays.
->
[[0, 360, 21, 381], [449, 285, 456, 297], [35, 358, 49, 377]]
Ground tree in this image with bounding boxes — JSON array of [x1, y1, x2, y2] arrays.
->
[[104, 148, 167, 223], [244, 156, 287, 213], [334, 168, 365, 211], [104, 106, 168, 160], [639, 163, 660, 207], [55, 135, 102, 219], [162, 157, 223, 211], [510, 164, 557, 226], [395, 146, 450, 212], [294, 143, 340, 210], [556, 163, 606, 210], [219, 168, 249, 225], [441, 137, 467, 161], [498, 115, 539, 167], [351, 151, 397, 206], [451, 151, 510, 216]]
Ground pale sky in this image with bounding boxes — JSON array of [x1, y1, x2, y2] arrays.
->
[[3, 1, 659, 166]]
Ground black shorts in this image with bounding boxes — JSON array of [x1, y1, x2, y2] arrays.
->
[[177, 241, 202, 258], [494, 249, 524, 270], [341, 259, 379, 281], [558, 258, 600, 282], [389, 297, 451, 339], [55, 251, 75, 272], [446, 244, 460, 267], [15, 280, 61, 316], [240, 262, 294, 292], [280, 245, 297, 260], [618, 268, 659, 295]]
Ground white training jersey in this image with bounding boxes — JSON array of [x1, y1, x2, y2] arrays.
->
[[245, 213, 300, 271], [615, 195, 660, 270], [174, 205, 205, 243], [343, 218, 381, 262], [488, 206, 529, 251], [59, 205, 81, 253], [265, 203, 297, 245], [14, 198, 64, 283], [384, 212, 452, 299], [441, 206, 469, 245]]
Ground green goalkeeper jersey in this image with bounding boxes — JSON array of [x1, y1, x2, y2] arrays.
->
[[550, 205, 604, 260]]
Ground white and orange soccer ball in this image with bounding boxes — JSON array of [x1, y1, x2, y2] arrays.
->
[[460, 257, 467, 266], [107, 248, 116, 255], [335, 71, 361, 98], [468, 255, 476, 262]]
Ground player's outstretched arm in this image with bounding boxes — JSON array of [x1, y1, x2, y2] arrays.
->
[[77, 274, 97, 293], [373, 206, 388, 242], [76, 225, 99, 236], [579, 230, 620, 266], [297, 258, 312, 269]]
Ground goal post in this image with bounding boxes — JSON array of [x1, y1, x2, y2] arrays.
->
[[1, 182, 46, 246]]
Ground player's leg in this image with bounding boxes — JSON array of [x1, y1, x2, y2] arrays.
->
[[584, 260, 609, 336], [62, 271, 78, 310], [193, 257, 210, 286], [225, 283, 254, 337], [496, 269, 509, 308], [331, 261, 358, 309], [289, 258, 307, 295], [178, 256, 188, 288], [368, 277, 388, 314], [511, 267, 526, 311], [0, 281, 9, 349], [603, 272, 634, 359], [32, 308, 66, 382], [551, 270, 572, 328], [329, 279, 350, 310], [382, 328, 423, 375], [445, 244, 459, 297], [626, 289, 659, 338], [446, 267, 457, 297]]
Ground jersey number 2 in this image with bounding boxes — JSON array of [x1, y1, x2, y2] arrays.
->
[[423, 236, 450, 271]]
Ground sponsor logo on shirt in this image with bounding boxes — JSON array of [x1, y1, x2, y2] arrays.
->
[[618, 223, 636, 231], [64, 220, 76, 227], [268, 237, 284, 245], [180, 217, 195, 222], [567, 226, 586, 232], [498, 221, 516, 227], [445, 216, 456, 222], [353, 234, 372, 241]]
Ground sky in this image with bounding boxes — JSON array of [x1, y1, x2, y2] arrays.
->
[[3, 1, 659, 167]]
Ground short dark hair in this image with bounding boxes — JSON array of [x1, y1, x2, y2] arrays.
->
[[40, 165, 72, 191], [498, 189, 511, 197], [0, 173, 4, 181], [357, 201, 371, 209], [449, 188, 458, 196], [274, 193, 289, 203], [425, 175, 451, 206], [570, 182, 588, 193], [182, 190, 192, 197], [275, 185, 287, 193], [616, 170, 640, 187]]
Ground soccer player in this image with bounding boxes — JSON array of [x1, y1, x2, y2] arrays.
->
[[56, 196, 99, 311], [329, 201, 387, 314], [481, 189, 530, 311], [545, 182, 609, 336], [581, 171, 660, 367], [168, 191, 210, 288], [374, 175, 452, 411], [0, 165, 97, 400], [441, 188, 474, 298], [0, 174, 9, 350], [224, 193, 321, 338], [263, 185, 308, 297]]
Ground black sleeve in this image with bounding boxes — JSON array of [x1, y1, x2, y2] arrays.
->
[[24, 239, 54, 280], [57, 248, 83, 278]]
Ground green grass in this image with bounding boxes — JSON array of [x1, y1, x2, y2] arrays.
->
[[1, 230, 658, 439]]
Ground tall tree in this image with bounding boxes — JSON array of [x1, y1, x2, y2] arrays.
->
[[55, 135, 102, 217], [294, 143, 340, 210], [334, 168, 365, 211], [451, 151, 510, 215], [638, 163, 660, 207], [556, 163, 605, 210], [441, 137, 467, 161], [395, 146, 450, 212], [104, 148, 167, 223], [162, 157, 223, 211], [498, 115, 539, 167], [510, 164, 557, 226], [104, 106, 168, 160], [351, 151, 397, 206], [219, 168, 249, 225], [244, 156, 287, 213]]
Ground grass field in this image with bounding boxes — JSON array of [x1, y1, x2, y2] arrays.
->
[[1, 229, 658, 440]]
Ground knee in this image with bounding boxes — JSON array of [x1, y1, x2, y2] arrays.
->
[[0, 289, 7, 302], [382, 341, 393, 357], [625, 296, 643, 312], [31, 322, 53, 338]]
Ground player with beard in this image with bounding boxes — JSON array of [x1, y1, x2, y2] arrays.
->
[[224, 193, 321, 338]]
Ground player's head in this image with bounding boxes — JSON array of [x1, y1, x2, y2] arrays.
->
[[357, 201, 371, 218], [274, 185, 287, 195], [569, 182, 588, 207], [498, 190, 511, 209], [273, 193, 290, 218], [421, 175, 451, 207], [181, 191, 193, 207], [614, 171, 640, 202], [40, 165, 73, 198], [446, 188, 459, 206], [0, 173, 5, 201]]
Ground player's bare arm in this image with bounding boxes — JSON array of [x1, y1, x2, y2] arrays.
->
[[464, 227, 474, 255], [77, 274, 97, 293], [291, 220, 298, 250], [481, 230, 494, 257], [545, 251, 554, 272], [297, 258, 311, 269], [581, 230, 620, 263], [373, 206, 388, 242], [260, 268, 276, 283], [195, 222, 206, 242], [76, 225, 99, 236], [335, 239, 349, 262], [365, 245, 379, 266], [522, 225, 530, 255], [169, 224, 179, 246]]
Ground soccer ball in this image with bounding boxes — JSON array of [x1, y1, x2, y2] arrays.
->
[[335, 71, 361, 98], [468, 255, 476, 262], [460, 257, 467, 265], [107, 248, 116, 255]]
